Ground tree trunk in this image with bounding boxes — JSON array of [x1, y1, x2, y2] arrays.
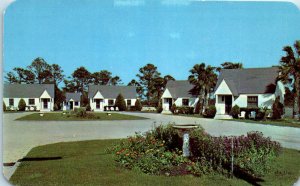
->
[[294, 76, 300, 120]]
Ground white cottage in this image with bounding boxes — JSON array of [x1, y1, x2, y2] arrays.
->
[[214, 67, 285, 119], [63, 92, 81, 111], [88, 85, 137, 111], [3, 84, 55, 111], [161, 80, 199, 114]]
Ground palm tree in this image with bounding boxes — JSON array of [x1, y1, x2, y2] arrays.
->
[[278, 40, 300, 119], [188, 63, 217, 114]]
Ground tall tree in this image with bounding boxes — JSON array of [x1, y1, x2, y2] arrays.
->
[[92, 70, 112, 85], [71, 67, 91, 94], [278, 40, 300, 119], [28, 57, 52, 84], [216, 62, 243, 72], [6, 67, 35, 84], [63, 78, 80, 92], [5, 72, 18, 83], [110, 76, 122, 85], [128, 79, 143, 98], [151, 77, 165, 105], [151, 75, 175, 106], [188, 63, 217, 114], [51, 64, 65, 85], [136, 64, 161, 105]]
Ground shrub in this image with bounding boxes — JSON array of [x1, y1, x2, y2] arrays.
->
[[86, 104, 91, 111], [176, 107, 194, 115], [72, 107, 96, 118], [18, 99, 26, 111], [3, 102, 6, 112], [171, 104, 177, 114], [203, 105, 216, 118], [109, 124, 282, 178], [135, 99, 142, 111], [156, 101, 163, 113], [73, 107, 87, 117], [272, 97, 284, 120], [115, 94, 126, 111], [230, 105, 240, 118]]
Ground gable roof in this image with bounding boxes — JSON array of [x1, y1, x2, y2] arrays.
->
[[88, 85, 137, 99], [3, 84, 55, 98], [215, 67, 279, 96], [165, 80, 195, 98], [66, 92, 81, 102]]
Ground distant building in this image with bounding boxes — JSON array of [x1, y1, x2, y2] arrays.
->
[[214, 67, 285, 119], [3, 84, 55, 111], [88, 85, 137, 111], [63, 92, 81, 111], [161, 80, 199, 114]]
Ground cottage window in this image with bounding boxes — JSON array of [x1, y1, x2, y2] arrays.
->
[[247, 96, 258, 108], [29, 99, 35, 105], [182, 99, 189, 106], [127, 99, 131, 106], [9, 99, 14, 106], [108, 99, 114, 106], [74, 101, 79, 106]]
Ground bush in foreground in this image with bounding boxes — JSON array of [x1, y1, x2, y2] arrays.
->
[[109, 124, 281, 178], [18, 99, 26, 111]]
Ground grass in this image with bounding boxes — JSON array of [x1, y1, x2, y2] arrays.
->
[[10, 139, 300, 186], [16, 112, 148, 121], [226, 118, 300, 128]]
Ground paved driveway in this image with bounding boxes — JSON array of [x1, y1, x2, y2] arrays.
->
[[3, 112, 300, 165]]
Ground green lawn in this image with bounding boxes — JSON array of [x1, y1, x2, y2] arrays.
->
[[9, 140, 300, 186], [226, 118, 300, 128], [16, 113, 148, 121]]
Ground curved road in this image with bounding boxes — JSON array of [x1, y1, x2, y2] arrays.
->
[[3, 112, 300, 165]]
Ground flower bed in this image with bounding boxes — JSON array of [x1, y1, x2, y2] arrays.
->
[[108, 124, 281, 178]]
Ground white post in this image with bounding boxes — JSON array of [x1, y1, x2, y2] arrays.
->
[[182, 132, 190, 157]]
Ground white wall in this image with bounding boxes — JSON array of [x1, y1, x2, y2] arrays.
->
[[232, 94, 275, 109], [162, 97, 198, 111], [215, 93, 276, 115], [3, 97, 53, 111], [63, 101, 81, 111], [90, 98, 137, 111], [215, 95, 229, 114]]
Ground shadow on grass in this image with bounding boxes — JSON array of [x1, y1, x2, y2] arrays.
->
[[19, 157, 62, 162], [233, 166, 265, 186]]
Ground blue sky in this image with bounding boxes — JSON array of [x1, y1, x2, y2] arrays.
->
[[4, 0, 300, 85]]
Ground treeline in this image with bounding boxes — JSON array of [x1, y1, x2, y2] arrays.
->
[[5, 57, 242, 112], [4, 40, 300, 117]]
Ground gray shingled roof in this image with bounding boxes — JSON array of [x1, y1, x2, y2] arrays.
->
[[215, 67, 279, 96], [3, 84, 55, 98], [165, 80, 196, 98], [66, 92, 81, 102], [88, 85, 137, 99]]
